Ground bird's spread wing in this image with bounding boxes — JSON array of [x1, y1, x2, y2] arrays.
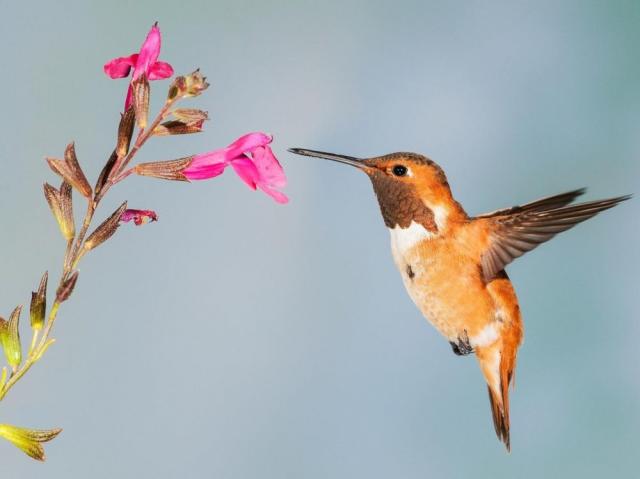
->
[[476, 189, 630, 281]]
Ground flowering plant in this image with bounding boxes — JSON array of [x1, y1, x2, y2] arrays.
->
[[0, 23, 287, 461]]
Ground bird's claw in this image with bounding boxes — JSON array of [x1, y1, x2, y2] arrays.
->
[[450, 331, 474, 356]]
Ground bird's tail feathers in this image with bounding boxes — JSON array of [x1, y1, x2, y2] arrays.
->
[[476, 326, 520, 452]]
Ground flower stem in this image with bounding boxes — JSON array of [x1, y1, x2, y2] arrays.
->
[[0, 97, 174, 406], [0, 186, 98, 401]]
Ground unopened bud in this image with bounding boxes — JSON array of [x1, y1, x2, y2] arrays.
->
[[168, 69, 209, 100]]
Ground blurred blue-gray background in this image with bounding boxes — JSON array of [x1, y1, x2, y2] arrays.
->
[[1, 0, 638, 477]]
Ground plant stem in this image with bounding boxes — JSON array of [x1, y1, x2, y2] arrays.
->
[[0, 200, 96, 401], [0, 98, 174, 405]]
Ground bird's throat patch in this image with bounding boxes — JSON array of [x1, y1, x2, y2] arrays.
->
[[368, 171, 438, 231]]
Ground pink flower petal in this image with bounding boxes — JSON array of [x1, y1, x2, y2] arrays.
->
[[225, 132, 273, 160], [148, 61, 174, 80], [124, 84, 134, 110], [252, 145, 287, 189], [133, 24, 162, 80], [230, 156, 260, 189], [182, 132, 288, 203], [103, 54, 138, 78], [259, 185, 289, 204], [182, 151, 228, 180]]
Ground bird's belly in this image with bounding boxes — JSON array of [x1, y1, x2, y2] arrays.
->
[[401, 261, 476, 340], [390, 229, 496, 342]]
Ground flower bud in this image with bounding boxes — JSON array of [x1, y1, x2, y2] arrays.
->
[[168, 69, 209, 100]]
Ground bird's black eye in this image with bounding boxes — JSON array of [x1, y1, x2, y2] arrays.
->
[[392, 165, 408, 177]]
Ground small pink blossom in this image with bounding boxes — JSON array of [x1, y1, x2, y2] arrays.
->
[[103, 23, 174, 109], [183, 132, 288, 204], [120, 209, 158, 226]]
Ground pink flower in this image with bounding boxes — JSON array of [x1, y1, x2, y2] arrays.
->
[[120, 209, 158, 226], [103, 23, 174, 109], [183, 132, 288, 204]]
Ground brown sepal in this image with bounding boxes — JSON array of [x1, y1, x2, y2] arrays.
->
[[95, 149, 118, 198], [172, 108, 209, 122], [117, 107, 136, 157], [153, 119, 205, 136], [59, 181, 75, 238], [134, 157, 192, 181], [46, 143, 92, 198], [43, 183, 74, 240], [63, 143, 91, 198], [56, 271, 79, 303], [132, 75, 150, 129], [84, 202, 128, 251], [43, 183, 63, 225]]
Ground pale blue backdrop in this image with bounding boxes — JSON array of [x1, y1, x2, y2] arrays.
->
[[0, 0, 638, 477]]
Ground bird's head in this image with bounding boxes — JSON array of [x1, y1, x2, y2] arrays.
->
[[289, 148, 463, 230]]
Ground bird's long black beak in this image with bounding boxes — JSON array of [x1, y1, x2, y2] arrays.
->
[[288, 148, 366, 169]]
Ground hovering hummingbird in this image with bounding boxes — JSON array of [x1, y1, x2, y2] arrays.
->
[[289, 147, 629, 451]]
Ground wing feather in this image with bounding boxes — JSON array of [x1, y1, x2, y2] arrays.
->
[[477, 190, 630, 281]]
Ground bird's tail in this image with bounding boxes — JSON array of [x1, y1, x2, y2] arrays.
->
[[475, 317, 522, 452]]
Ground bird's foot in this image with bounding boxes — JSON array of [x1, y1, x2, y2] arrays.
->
[[450, 331, 474, 356]]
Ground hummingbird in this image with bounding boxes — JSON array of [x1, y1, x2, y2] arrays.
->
[[289, 147, 629, 451]]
